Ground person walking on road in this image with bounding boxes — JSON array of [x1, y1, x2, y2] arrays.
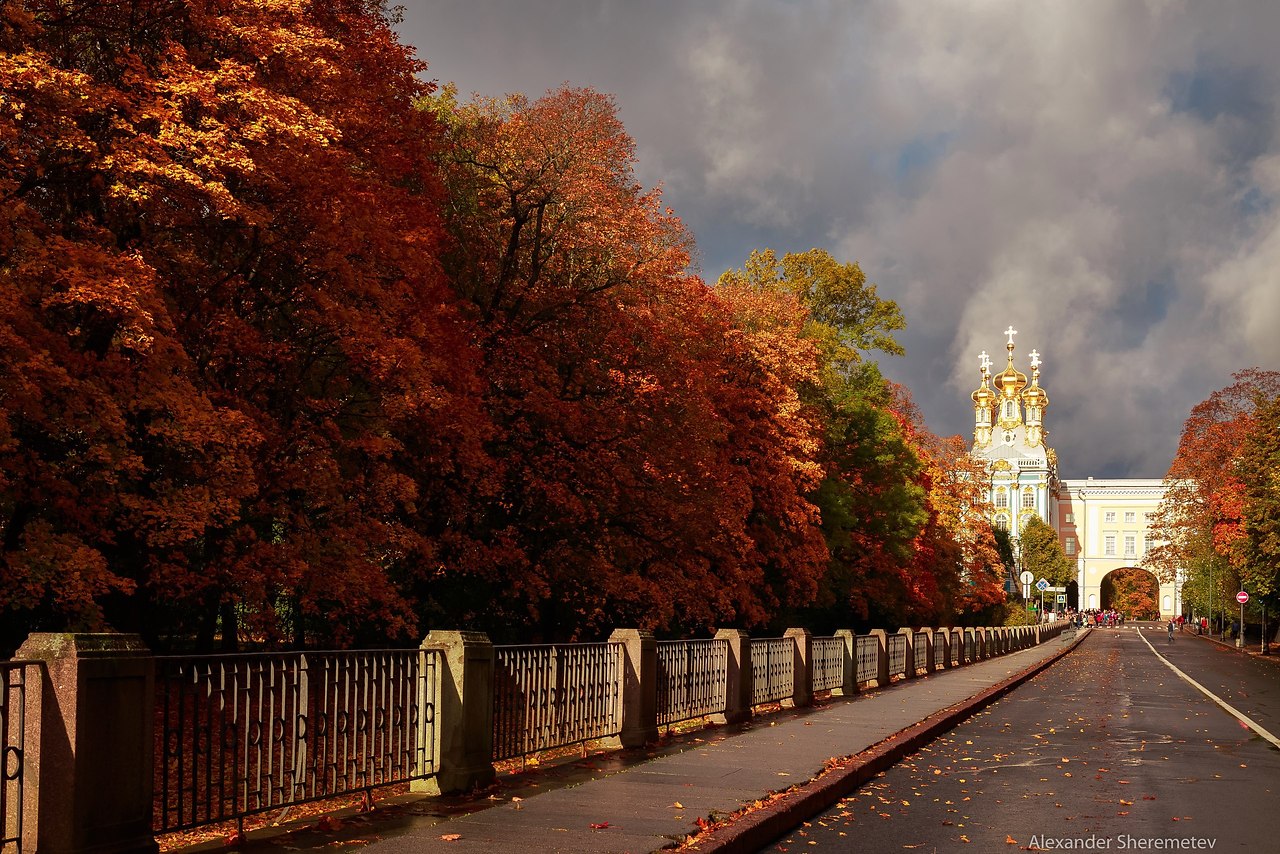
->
[[1167, 619, 1175, 644]]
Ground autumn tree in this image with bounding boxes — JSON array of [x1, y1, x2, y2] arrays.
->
[[424, 87, 831, 639], [1, 0, 491, 649], [1235, 390, 1280, 604], [1147, 370, 1280, 624]]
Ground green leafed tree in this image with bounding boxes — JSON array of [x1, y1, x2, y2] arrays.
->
[[1018, 514, 1074, 587], [1236, 391, 1280, 603]]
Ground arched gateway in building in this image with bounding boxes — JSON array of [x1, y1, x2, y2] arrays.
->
[[968, 327, 1182, 618]]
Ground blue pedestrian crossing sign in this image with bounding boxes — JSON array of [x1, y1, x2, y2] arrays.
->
[[1036, 578, 1050, 591]]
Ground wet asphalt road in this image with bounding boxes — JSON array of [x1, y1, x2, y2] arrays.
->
[[769, 626, 1280, 853]]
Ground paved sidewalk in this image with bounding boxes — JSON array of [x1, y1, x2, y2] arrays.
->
[[1179, 624, 1280, 662], [360, 630, 1085, 854]]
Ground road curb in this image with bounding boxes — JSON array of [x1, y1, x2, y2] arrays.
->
[[682, 629, 1092, 854]]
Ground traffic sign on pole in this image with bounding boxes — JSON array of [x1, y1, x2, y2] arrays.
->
[[1237, 591, 1250, 604], [1036, 579, 1049, 592]]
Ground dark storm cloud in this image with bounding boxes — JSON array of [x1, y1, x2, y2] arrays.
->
[[398, 0, 1280, 478]]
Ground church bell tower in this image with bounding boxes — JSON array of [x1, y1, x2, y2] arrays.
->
[[970, 326, 1058, 536]]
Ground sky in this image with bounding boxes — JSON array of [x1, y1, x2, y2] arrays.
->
[[395, 0, 1280, 479]]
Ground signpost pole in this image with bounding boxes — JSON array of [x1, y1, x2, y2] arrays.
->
[[1236, 590, 1249, 649]]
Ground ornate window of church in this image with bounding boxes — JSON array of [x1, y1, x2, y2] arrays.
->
[[995, 489, 1008, 508], [1022, 488, 1034, 509], [995, 515, 1009, 531], [1005, 401, 1015, 419]]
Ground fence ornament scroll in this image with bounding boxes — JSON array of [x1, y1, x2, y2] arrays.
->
[[887, 634, 907, 679], [750, 638, 795, 706], [492, 643, 622, 762], [810, 636, 845, 693], [656, 640, 728, 726], [154, 649, 437, 833], [2, 661, 34, 852]]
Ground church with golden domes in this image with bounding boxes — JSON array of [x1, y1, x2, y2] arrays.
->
[[969, 327, 1183, 618]]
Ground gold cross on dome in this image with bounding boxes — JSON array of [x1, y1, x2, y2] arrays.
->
[[1004, 326, 1018, 347], [1029, 349, 1041, 369]]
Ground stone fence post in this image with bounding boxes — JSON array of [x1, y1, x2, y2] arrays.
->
[[868, 629, 889, 686], [783, 628, 812, 708], [897, 628, 915, 678], [415, 630, 495, 795], [833, 630, 857, 696], [16, 632, 158, 854], [711, 629, 751, 725], [607, 629, 658, 747]]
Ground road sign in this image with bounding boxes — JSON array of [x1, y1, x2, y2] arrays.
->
[[1036, 578, 1049, 592], [1056, 594, 1067, 604], [1237, 591, 1250, 604], [1019, 570, 1034, 586]]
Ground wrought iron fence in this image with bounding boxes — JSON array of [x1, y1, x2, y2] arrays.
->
[[810, 636, 845, 693], [964, 632, 976, 662], [2, 661, 35, 853], [913, 632, 929, 674], [492, 643, 621, 761], [887, 634, 907, 679], [856, 635, 879, 684], [750, 638, 794, 706], [933, 631, 947, 669], [656, 640, 728, 726], [154, 649, 436, 834]]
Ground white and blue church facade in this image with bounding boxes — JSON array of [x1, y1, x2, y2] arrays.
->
[[968, 327, 1182, 618]]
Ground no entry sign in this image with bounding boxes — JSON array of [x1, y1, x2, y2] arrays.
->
[[1237, 591, 1250, 605]]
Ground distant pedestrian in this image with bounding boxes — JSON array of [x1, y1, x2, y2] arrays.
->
[[1167, 619, 1175, 644]]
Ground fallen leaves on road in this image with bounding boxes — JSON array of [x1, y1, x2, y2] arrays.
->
[[441, 834, 462, 842]]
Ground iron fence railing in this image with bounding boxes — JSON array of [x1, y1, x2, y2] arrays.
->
[[2, 661, 36, 853], [810, 637, 845, 693], [154, 649, 437, 834], [492, 643, 621, 761], [855, 635, 878, 684], [933, 631, 947, 669], [887, 634, 907, 679], [656, 640, 728, 726], [951, 630, 963, 666], [912, 632, 929, 674], [750, 638, 794, 706], [965, 632, 976, 662]]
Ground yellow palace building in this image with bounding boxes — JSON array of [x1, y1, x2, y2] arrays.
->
[[969, 327, 1182, 618]]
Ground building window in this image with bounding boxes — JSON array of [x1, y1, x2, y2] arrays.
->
[[1065, 538, 1076, 555], [1005, 401, 1014, 419], [995, 489, 1008, 508], [1125, 512, 1136, 524], [1022, 488, 1034, 509], [1144, 535, 1154, 554], [1064, 512, 1074, 524], [1105, 535, 1116, 556], [995, 515, 1009, 531], [1104, 511, 1116, 523], [1124, 535, 1136, 557]]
